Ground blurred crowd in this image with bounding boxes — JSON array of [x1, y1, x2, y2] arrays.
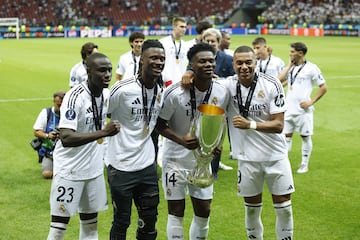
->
[[0, 0, 240, 27], [259, 0, 360, 26]]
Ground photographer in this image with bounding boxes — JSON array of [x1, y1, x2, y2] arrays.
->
[[32, 91, 65, 179]]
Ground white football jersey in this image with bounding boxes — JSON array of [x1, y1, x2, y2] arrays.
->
[[69, 61, 87, 87], [159, 80, 229, 164], [285, 61, 326, 115], [53, 82, 110, 180], [115, 50, 140, 80], [256, 55, 285, 78], [222, 73, 288, 162], [159, 35, 189, 86], [106, 77, 164, 171]]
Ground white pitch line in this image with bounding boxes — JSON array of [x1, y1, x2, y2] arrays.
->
[[325, 75, 360, 79], [0, 98, 51, 103]]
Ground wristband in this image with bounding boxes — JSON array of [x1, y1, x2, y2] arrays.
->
[[249, 121, 257, 130], [45, 133, 49, 139]]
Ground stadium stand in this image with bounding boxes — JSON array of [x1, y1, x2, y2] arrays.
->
[[1, 0, 238, 27], [1, 0, 359, 28]]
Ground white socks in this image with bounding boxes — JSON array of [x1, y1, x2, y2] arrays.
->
[[79, 217, 98, 240], [301, 136, 312, 166], [274, 200, 293, 240], [189, 215, 210, 240], [167, 214, 210, 240], [244, 202, 263, 240], [47, 222, 67, 240], [167, 214, 184, 240]]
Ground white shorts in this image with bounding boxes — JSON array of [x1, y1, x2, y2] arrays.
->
[[237, 159, 295, 197], [284, 112, 313, 136], [49, 174, 108, 217], [162, 158, 213, 200]]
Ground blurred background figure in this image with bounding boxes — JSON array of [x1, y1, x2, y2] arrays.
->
[[69, 42, 98, 87], [32, 90, 66, 179], [115, 31, 145, 81]]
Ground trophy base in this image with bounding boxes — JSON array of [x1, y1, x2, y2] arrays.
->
[[187, 175, 214, 188]]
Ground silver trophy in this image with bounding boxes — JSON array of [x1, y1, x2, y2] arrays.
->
[[188, 104, 226, 188]]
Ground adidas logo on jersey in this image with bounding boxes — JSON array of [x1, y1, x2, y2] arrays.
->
[[131, 97, 141, 105]]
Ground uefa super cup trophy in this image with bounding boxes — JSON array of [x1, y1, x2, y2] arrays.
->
[[187, 104, 226, 188]]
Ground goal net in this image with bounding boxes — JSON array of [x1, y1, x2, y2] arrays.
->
[[0, 18, 19, 39]]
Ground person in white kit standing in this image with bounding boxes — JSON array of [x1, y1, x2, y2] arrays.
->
[[106, 39, 165, 240], [69, 42, 98, 87], [115, 31, 145, 81], [47, 52, 120, 240], [159, 17, 189, 87], [156, 43, 229, 240], [223, 46, 294, 240], [279, 42, 327, 174], [252, 37, 285, 78]]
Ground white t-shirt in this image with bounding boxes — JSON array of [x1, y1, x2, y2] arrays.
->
[[53, 82, 110, 180], [285, 61, 326, 115], [223, 49, 234, 57], [159, 81, 229, 165], [222, 73, 288, 162], [33, 106, 56, 131], [159, 35, 189, 86], [69, 61, 87, 87], [105, 77, 164, 172], [256, 55, 285, 78], [116, 50, 140, 80]]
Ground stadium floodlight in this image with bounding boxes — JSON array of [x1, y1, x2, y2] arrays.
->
[[0, 18, 20, 39]]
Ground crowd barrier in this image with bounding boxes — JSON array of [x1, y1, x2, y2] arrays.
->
[[1, 26, 359, 39]]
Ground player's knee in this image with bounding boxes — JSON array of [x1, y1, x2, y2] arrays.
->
[[137, 192, 159, 233]]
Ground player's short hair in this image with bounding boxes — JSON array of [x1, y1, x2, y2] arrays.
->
[[172, 17, 186, 26], [53, 91, 66, 100], [129, 31, 145, 42], [81, 42, 98, 60], [86, 52, 108, 69], [141, 39, 164, 54], [195, 21, 212, 34], [220, 30, 229, 38], [252, 37, 267, 45], [187, 42, 216, 62], [234, 45, 255, 55], [202, 28, 222, 43], [291, 42, 308, 55]]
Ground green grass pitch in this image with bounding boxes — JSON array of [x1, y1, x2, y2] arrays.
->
[[0, 35, 359, 239]]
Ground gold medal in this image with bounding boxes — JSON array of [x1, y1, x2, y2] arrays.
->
[[290, 85, 293, 90], [176, 59, 179, 64], [97, 138, 103, 144], [143, 125, 150, 137]]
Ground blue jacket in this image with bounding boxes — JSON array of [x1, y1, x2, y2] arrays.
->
[[214, 50, 235, 78]]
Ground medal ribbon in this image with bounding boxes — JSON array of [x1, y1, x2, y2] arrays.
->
[[132, 51, 138, 75], [189, 81, 213, 120], [172, 37, 181, 62], [140, 78, 158, 126], [236, 74, 258, 118], [290, 61, 307, 87], [259, 55, 271, 74], [91, 94, 104, 131]]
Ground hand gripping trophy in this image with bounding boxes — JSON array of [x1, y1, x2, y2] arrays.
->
[[188, 104, 226, 188]]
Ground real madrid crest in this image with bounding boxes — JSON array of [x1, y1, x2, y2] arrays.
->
[[211, 97, 218, 105], [257, 90, 265, 99]]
